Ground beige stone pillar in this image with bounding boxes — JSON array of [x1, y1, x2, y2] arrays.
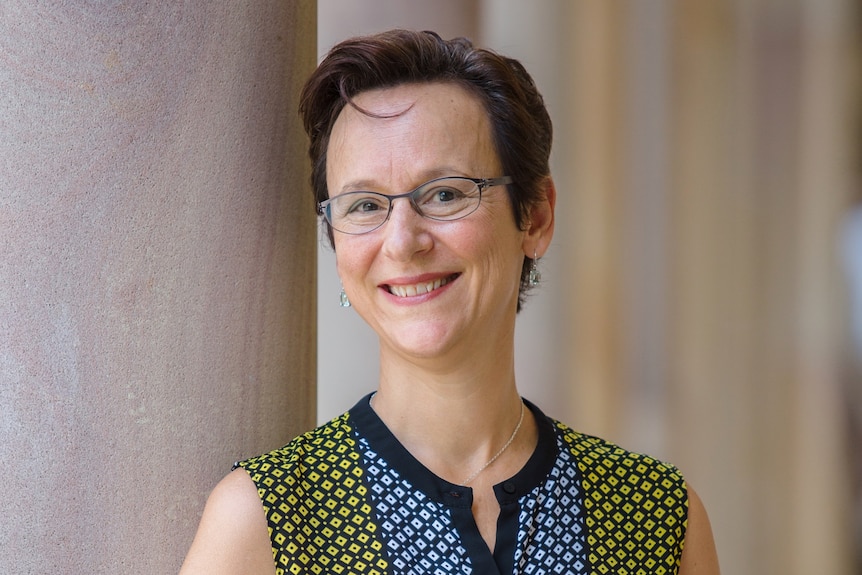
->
[[0, 3, 317, 573]]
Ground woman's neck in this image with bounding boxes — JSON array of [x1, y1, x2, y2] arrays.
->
[[371, 345, 535, 486]]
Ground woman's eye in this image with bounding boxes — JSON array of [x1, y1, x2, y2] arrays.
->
[[426, 187, 462, 203], [346, 197, 385, 213], [437, 189, 456, 202], [358, 201, 381, 212]]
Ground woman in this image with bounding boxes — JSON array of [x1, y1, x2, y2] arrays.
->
[[181, 30, 719, 575]]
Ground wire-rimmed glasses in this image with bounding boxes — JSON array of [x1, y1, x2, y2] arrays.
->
[[318, 176, 513, 235]]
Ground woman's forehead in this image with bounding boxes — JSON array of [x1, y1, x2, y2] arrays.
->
[[351, 81, 481, 114], [327, 83, 499, 189], [332, 83, 489, 141]]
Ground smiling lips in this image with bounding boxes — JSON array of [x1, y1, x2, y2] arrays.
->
[[385, 273, 459, 298]]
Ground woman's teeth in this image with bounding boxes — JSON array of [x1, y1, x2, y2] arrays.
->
[[388, 276, 452, 298]]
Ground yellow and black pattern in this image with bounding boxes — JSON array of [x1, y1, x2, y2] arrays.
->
[[236, 402, 688, 575], [236, 413, 389, 575], [558, 424, 688, 575]]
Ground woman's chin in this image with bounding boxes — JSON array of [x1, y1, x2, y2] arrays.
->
[[379, 323, 462, 362]]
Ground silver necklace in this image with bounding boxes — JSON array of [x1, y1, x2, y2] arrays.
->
[[462, 400, 525, 485]]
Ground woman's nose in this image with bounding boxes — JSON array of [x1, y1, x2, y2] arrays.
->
[[379, 197, 433, 261]]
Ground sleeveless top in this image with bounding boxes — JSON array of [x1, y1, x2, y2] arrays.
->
[[235, 396, 688, 575]]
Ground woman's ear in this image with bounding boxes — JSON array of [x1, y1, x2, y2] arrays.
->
[[522, 176, 556, 258]]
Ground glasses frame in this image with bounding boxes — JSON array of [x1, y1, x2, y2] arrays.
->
[[318, 175, 513, 235]]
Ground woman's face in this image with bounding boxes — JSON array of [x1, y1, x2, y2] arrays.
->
[[326, 82, 530, 363]]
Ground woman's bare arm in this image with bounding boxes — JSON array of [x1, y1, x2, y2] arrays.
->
[[678, 485, 720, 575], [179, 468, 275, 575]]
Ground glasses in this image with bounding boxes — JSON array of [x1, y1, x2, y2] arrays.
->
[[318, 176, 513, 235]]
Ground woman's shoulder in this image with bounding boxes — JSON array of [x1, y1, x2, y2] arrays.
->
[[234, 411, 356, 473], [548, 419, 693, 572], [179, 468, 275, 574], [551, 419, 686, 484]]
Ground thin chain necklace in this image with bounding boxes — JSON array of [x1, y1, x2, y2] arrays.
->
[[462, 400, 525, 486]]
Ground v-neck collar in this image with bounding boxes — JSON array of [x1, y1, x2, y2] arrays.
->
[[348, 393, 560, 574], [349, 393, 558, 500]]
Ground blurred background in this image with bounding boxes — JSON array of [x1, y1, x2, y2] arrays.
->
[[2, 1, 859, 572], [317, 1, 862, 573]]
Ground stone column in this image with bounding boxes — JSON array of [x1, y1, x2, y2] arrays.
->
[[0, 3, 317, 573]]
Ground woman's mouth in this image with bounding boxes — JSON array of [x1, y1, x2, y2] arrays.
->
[[385, 273, 459, 298]]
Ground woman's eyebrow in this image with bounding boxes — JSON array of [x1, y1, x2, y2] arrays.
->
[[336, 168, 471, 194]]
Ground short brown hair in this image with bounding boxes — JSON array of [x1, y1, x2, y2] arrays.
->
[[300, 29, 553, 309]]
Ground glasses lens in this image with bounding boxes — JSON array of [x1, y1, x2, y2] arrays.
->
[[327, 192, 390, 234], [413, 177, 481, 220]]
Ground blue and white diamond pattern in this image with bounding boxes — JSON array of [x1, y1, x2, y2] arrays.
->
[[515, 441, 588, 575], [360, 437, 473, 575]]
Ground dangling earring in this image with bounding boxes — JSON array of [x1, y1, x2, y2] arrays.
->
[[528, 251, 541, 287], [339, 284, 351, 308]]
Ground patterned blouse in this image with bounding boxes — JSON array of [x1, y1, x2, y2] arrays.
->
[[235, 396, 688, 575]]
